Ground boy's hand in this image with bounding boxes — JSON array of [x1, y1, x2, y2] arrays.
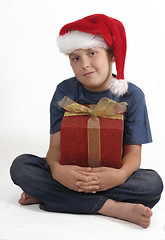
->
[[77, 167, 125, 192], [54, 164, 99, 193]]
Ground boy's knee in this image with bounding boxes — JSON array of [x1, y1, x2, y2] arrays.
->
[[134, 169, 163, 199], [10, 154, 30, 184], [146, 170, 163, 197]]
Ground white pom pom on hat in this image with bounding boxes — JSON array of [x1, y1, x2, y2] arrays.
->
[[56, 14, 128, 96]]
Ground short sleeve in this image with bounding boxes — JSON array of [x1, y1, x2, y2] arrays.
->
[[49, 77, 79, 134], [49, 85, 65, 134], [123, 91, 152, 145]]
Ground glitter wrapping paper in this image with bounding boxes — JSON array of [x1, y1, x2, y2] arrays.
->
[[60, 115, 123, 168]]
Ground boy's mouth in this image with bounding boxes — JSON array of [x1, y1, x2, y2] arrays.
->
[[83, 71, 95, 77]]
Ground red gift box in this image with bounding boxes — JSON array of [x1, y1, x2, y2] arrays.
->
[[58, 97, 127, 169]]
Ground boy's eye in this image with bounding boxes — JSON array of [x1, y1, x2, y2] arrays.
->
[[73, 57, 80, 62], [90, 51, 96, 56]]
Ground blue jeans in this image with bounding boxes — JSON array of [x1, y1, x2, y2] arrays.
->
[[10, 154, 163, 213]]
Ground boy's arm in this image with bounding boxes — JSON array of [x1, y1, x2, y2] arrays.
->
[[46, 131, 61, 176], [120, 144, 141, 181], [46, 131, 99, 193], [77, 144, 141, 192]]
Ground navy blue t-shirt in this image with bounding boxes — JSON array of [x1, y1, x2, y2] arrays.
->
[[50, 77, 152, 145]]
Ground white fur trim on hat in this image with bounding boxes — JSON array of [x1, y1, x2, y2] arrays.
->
[[109, 78, 129, 96], [56, 31, 109, 54]]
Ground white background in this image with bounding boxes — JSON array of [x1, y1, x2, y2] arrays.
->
[[0, 0, 165, 239]]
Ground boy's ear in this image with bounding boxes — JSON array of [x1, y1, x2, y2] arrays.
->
[[111, 55, 115, 62]]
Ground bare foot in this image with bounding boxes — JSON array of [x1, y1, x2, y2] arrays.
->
[[98, 199, 153, 228], [19, 192, 40, 205]]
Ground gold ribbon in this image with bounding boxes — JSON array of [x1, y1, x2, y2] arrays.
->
[[57, 96, 127, 167]]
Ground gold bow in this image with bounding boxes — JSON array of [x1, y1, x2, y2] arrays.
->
[[57, 96, 127, 168], [57, 96, 127, 119]]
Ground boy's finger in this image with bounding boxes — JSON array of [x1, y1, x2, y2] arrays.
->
[[78, 167, 92, 172], [76, 180, 99, 186], [90, 167, 103, 172], [78, 170, 97, 177], [78, 185, 99, 192], [78, 171, 99, 182]]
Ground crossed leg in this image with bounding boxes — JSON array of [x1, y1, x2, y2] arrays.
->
[[19, 191, 152, 228], [98, 199, 152, 228], [11, 155, 162, 229]]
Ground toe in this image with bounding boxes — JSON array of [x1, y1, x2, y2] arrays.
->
[[141, 218, 151, 228], [143, 207, 153, 218], [18, 192, 32, 205]]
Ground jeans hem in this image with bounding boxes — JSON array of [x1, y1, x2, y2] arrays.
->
[[89, 196, 108, 214]]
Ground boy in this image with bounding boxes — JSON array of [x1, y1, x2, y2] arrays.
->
[[10, 14, 163, 228]]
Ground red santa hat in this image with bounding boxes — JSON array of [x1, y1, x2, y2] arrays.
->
[[56, 14, 128, 96]]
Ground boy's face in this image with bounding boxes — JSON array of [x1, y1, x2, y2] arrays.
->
[[69, 47, 114, 92]]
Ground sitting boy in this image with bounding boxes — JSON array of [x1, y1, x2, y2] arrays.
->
[[10, 14, 163, 228]]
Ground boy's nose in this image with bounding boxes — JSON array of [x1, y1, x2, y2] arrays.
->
[[81, 58, 90, 70]]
